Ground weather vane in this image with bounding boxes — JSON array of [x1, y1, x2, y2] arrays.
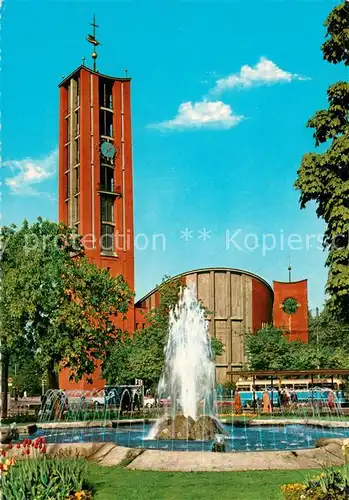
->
[[86, 15, 101, 72]]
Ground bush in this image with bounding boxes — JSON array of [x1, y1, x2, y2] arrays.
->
[[1, 457, 92, 500], [282, 468, 349, 499]]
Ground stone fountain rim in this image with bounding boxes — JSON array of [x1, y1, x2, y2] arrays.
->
[[0, 438, 347, 472], [3, 417, 349, 434], [34, 417, 349, 430]]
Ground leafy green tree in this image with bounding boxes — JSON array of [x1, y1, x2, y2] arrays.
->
[[295, 1, 349, 320], [102, 333, 135, 386], [211, 337, 225, 358], [308, 307, 349, 350], [245, 312, 349, 372], [245, 325, 300, 371], [10, 359, 43, 397], [0, 218, 133, 415]]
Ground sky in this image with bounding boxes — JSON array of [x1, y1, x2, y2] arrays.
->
[[1, 0, 347, 311]]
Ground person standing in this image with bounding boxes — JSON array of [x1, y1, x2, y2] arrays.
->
[[263, 390, 272, 414], [233, 388, 242, 415], [328, 390, 335, 410]]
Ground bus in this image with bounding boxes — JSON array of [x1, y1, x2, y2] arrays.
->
[[235, 378, 346, 408]]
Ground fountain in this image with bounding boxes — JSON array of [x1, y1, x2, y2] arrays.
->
[[30, 284, 349, 454], [150, 284, 226, 441]]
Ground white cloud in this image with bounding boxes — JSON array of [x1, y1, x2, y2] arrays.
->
[[4, 148, 58, 199], [211, 57, 309, 94], [149, 100, 244, 130]]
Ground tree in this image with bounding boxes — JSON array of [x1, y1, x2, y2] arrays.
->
[[102, 333, 135, 386], [295, 1, 349, 320], [211, 337, 225, 358], [245, 313, 349, 372], [0, 218, 133, 415], [104, 277, 225, 390], [308, 306, 349, 351], [244, 325, 301, 371], [10, 359, 43, 397]]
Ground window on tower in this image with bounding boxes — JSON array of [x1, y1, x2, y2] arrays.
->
[[99, 79, 113, 109], [101, 224, 114, 254], [100, 110, 113, 138], [74, 195, 79, 223], [65, 143, 70, 169], [65, 172, 70, 199], [75, 110, 79, 137], [101, 195, 114, 223], [100, 165, 114, 192], [74, 167, 79, 194], [74, 138, 80, 165], [75, 77, 80, 108], [65, 116, 70, 142]]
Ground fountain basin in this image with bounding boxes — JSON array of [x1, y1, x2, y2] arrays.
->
[[19, 422, 349, 452]]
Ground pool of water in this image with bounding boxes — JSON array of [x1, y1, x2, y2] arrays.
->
[[25, 423, 349, 452]]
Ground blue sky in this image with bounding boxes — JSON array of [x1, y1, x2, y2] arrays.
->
[[1, 0, 347, 311]]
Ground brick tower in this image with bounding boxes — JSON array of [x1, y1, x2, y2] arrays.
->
[[58, 20, 135, 390]]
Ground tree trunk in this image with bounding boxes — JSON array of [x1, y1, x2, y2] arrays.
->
[[47, 362, 59, 390], [1, 350, 9, 419]]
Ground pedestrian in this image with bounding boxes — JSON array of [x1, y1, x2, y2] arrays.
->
[[328, 390, 335, 410], [133, 392, 140, 412], [290, 389, 298, 403]]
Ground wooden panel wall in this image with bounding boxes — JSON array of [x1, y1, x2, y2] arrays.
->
[[135, 269, 271, 382]]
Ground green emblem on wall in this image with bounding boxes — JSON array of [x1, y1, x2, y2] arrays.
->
[[282, 297, 298, 314]]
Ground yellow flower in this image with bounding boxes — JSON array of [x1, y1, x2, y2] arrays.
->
[[281, 483, 306, 493], [74, 492, 86, 499]]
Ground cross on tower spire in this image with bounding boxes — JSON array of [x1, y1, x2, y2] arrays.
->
[[86, 14, 101, 72]]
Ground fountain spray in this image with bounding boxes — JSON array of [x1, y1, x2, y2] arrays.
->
[[157, 284, 215, 420]]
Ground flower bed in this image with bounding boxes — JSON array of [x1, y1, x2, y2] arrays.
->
[[282, 442, 349, 499], [0, 437, 92, 499], [281, 470, 349, 499]]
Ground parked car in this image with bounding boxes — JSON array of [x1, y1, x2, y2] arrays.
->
[[144, 397, 155, 408]]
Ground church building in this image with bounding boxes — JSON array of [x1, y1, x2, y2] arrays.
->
[[58, 20, 309, 390]]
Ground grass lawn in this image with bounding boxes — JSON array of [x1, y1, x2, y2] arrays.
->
[[88, 465, 321, 500]]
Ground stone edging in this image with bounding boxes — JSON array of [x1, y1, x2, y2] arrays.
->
[[3, 440, 347, 472]]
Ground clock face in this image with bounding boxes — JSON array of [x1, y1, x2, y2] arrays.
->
[[101, 141, 116, 159]]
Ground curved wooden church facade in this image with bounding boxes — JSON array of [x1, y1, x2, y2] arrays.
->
[[135, 268, 273, 383]]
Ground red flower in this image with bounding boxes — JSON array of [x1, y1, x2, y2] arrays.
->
[[1, 450, 6, 457], [16, 443, 21, 449], [26, 448, 30, 455], [21, 450, 25, 456], [0, 464, 3, 471], [42, 446, 47, 454], [7, 443, 12, 450]]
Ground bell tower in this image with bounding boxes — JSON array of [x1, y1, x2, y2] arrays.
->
[[58, 18, 135, 390]]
